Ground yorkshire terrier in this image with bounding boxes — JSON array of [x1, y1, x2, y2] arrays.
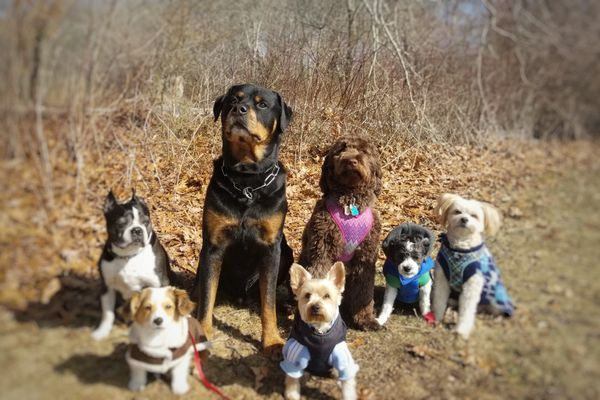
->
[[281, 262, 358, 400]]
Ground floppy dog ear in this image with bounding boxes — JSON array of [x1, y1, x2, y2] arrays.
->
[[213, 94, 225, 122], [434, 193, 460, 228], [121, 292, 142, 322], [319, 152, 333, 194], [422, 227, 435, 257], [172, 288, 196, 318], [289, 263, 312, 295], [382, 229, 398, 259], [319, 139, 345, 194], [371, 153, 383, 197], [481, 202, 502, 236], [327, 262, 346, 293], [277, 92, 293, 132], [103, 190, 118, 214]]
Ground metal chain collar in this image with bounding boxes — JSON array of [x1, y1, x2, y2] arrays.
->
[[221, 161, 280, 200]]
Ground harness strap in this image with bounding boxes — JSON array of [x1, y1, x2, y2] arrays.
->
[[188, 331, 230, 400]]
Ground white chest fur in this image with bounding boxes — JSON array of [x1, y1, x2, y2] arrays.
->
[[101, 245, 165, 299]]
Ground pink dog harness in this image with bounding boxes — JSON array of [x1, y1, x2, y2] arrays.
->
[[326, 197, 374, 263]]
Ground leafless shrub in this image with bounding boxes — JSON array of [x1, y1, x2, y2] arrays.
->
[[0, 0, 598, 208]]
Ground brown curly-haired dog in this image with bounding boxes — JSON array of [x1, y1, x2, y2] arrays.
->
[[299, 136, 382, 330]]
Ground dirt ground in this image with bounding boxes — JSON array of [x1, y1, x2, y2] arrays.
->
[[0, 145, 598, 400]]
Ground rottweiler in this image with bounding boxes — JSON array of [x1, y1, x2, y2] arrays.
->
[[192, 83, 294, 352]]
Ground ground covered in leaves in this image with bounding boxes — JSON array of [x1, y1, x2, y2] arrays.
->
[[0, 123, 598, 399]]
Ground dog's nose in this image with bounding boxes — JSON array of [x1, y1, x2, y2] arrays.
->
[[233, 104, 248, 115], [403, 265, 412, 273], [131, 227, 143, 237], [460, 217, 468, 224], [153, 317, 163, 326], [310, 304, 321, 314], [344, 158, 358, 167]]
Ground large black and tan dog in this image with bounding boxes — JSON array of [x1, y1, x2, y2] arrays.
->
[[192, 84, 293, 352]]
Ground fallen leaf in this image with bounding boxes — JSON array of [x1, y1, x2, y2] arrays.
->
[[407, 344, 437, 359], [250, 366, 269, 391], [508, 206, 523, 218], [348, 337, 366, 349], [40, 278, 61, 304]]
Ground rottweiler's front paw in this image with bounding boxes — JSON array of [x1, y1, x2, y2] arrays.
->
[[262, 334, 285, 358], [355, 317, 383, 331]]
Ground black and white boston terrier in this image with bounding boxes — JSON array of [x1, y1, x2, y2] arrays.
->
[[92, 190, 173, 340]]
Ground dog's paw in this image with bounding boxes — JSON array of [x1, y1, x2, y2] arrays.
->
[[284, 391, 301, 400], [128, 379, 146, 392], [340, 378, 357, 400], [262, 333, 285, 358], [356, 318, 383, 331], [263, 342, 285, 359], [91, 327, 110, 341], [284, 389, 301, 400], [453, 325, 471, 340], [375, 316, 387, 327], [171, 381, 189, 395]]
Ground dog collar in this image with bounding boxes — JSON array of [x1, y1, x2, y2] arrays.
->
[[440, 233, 485, 253], [303, 309, 341, 335], [221, 161, 280, 200]]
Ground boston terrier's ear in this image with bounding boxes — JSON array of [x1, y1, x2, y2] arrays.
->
[[103, 190, 117, 214], [130, 189, 149, 211], [130, 188, 139, 203]]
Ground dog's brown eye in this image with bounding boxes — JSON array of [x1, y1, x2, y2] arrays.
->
[[471, 214, 478, 219], [323, 294, 330, 299], [453, 209, 461, 215], [165, 304, 172, 310], [257, 101, 268, 109], [304, 293, 311, 300], [144, 305, 152, 311]]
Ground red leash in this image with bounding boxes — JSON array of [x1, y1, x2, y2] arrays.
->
[[188, 331, 230, 400]]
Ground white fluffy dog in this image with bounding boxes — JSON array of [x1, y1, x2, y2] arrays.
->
[[124, 286, 210, 395], [431, 193, 514, 339]]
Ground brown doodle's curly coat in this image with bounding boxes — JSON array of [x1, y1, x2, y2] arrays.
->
[[299, 136, 382, 330]]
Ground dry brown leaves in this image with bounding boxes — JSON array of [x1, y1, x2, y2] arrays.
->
[[0, 115, 596, 309]]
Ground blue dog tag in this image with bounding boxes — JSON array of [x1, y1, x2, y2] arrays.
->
[[350, 204, 359, 216]]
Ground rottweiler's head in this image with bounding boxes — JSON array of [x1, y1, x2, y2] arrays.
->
[[213, 84, 293, 165]]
